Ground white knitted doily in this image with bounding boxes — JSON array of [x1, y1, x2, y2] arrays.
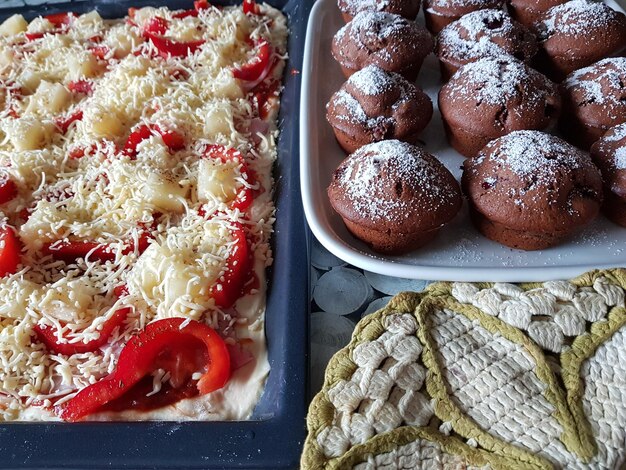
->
[[305, 275, 626, 470]]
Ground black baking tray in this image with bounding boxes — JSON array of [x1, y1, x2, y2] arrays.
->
[[0, 0, 311, 468]]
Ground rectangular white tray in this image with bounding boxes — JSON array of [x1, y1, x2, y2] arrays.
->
[[300, 0, 626, 282]]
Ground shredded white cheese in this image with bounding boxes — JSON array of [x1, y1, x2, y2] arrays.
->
[[0, 3, 287, 421]]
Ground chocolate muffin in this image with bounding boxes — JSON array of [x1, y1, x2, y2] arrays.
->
[[423, 0, 505, 34], [436, 9, 537, 81], [560, 58, 626, 150], [338, 0, 421, 22], [438, 56, 561, 157], [326, 66, 433, 153], [506, 0, 566, 28], [332, 11, 434, 81], [462, 130, 603, 250], [328, 140, 462, 254], [533, 0, 626, 82], [590, 123, 626, 227]]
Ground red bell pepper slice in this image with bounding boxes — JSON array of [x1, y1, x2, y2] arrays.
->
[[43, 225, 153, 263], [173, 9, 198, 19], [58, 318, 230, 422], [42, 240, 115, 263], [114, 284, 129, 298], [45, 12, 75, 26], [144, 32, 205, 58], [55, 109, 83, 134], [155, 125, 185, 151], [0, 226, 21, 277], [209, 222, 251, 309], [253, 80, 280, 120], [24, 13, 73, 41], [124, 124, 185, 157], [232, 40, 271, 82], [89, 45, 110, 60], [122, 124, 153, 157], [194, 0, 211, 11], [144, 16, 169, 35], [68, 80, 94, 95], [0, 175, 17, 205], [204, 145, 255, 212], [243, 0, 260, 15], [33, 307, 131, 355], [68, 143, 98, 160]]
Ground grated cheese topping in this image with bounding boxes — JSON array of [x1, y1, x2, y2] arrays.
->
[[0, 4, 287, 421]]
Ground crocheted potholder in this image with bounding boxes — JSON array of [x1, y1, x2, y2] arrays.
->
[[302, 269, 626, 470]]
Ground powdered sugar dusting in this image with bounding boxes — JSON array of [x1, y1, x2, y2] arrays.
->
[[336, 11, 407, 43], [490, 130, 592, 177], [335, 140, 455, 221], [437, 9, 520, 61], [348, 65, 402, 96], [564, 58, 626, 107], [339, 0, 391, 15], [332, 89, 393, 129], [329, 66, 421, 130], [429, 0, 501, 8], [536, 0, 619, 40], [445, 56, 552, 106], [614, 147, 626, 169], [603, 123, 626, 142]]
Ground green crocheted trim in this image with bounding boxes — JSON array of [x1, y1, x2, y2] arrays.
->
[[323, 426, 523, 470], [301, 292, 424, 470], [301, 269, 626, 470], [560, 269, 626, 462], [301, 291, 547, 470], [415, 296, 554, 469]]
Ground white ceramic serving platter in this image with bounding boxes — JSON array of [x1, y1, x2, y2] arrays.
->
[[300, 0, 626, 282]]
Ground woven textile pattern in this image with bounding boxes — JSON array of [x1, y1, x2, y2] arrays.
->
[[579, 326, 626, 469], [302, 270, 626, 470], [353, 438, 489, 470], [429, 308, 577, 466]]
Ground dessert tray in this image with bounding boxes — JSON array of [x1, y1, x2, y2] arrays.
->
[[302, 269, 626, 469], [300, 0, 626, 283]]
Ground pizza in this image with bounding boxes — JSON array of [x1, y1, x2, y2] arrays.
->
[[0, 0, 287, 421]]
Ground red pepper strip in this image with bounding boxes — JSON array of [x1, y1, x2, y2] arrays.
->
[[0, 176, 17, 205], [89, 45, 110, 60], [204, 145, 255, 211], [122, 124, 153, 157], [0, 226, 21, 277], [68, 143, 98, 160], [232, 40, 271, 82], [155, 125, 185, 151], [114, 284, 129, 298], [144, 16, 169, 36], [42, 240, 115, 263], [172, 9, 198, 19], [44, 12, 75, 26], [243, 0, 260, 15], [55, 109, 83, 134], [33, 307, 131, 355], [59, 318, 230, 422], [209, 222, 250, 309], [194, 0, 211, 10], [42, 230, 153, 263], [68, 80, 93, 95], [253, 80, 280, 120], [144, 32, 205, 58], [124, 124, 185, 156]]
